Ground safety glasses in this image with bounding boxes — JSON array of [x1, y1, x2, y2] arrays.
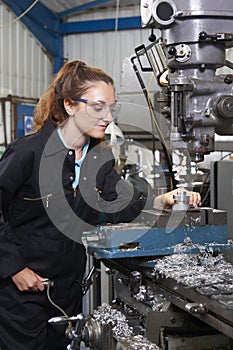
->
[[75, 98, 121, 120]]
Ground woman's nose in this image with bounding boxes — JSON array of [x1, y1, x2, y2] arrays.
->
[[103, 109, 114, 123]]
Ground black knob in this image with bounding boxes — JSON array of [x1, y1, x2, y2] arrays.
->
[[168, 46, 177, 56], [199, 31, 207, 40], [148, 29, 157, 42], [224, 75, 233, 84]]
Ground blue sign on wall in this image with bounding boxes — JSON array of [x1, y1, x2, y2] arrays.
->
[[24, 116, 34, 135], [16, 104, 35, 138]]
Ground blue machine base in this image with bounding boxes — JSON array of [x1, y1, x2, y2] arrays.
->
[[87, 224, 231, 259]]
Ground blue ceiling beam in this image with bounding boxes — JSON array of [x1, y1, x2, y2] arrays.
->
[[2, 0, 64, 73], [61, 16, 141, 34], [58, 0, 112, 18]]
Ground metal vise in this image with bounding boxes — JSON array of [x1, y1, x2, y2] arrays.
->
[[84, 208, 230, 258]]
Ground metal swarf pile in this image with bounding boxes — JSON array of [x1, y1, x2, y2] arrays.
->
[[93, 303, 160, 349], [152, 252, 233, 307]]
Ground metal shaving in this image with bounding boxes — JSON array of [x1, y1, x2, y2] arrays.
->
[[93, 303, 133, 338], [172, 236, 233, 255], [152, 242, 233, 306], [173, 236, 207, 254], [152, 252, 233, 284], [134, 285, 166, 311], [92, 303, 160, 349], [116, 334, 160, 349]]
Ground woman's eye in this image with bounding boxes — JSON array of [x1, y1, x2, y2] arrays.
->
[[93, 104, 104, 112]]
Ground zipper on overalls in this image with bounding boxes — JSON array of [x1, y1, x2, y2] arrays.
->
[[73, 186, 77, 199], [95, 187, 102, 200], [23, 193, 53, 208]]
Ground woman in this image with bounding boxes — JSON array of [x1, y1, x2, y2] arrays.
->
[[0, 60, 201, 350]]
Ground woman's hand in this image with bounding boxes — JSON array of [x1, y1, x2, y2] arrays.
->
[[153, 188, 201, 210], [11, 267, 48, 292]]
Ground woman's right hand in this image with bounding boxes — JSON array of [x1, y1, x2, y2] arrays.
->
[[11, 267, 48, 292]]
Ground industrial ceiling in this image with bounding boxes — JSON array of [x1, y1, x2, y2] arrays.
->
[[39, 0, 138, 17], [1, 0, 141, 72]]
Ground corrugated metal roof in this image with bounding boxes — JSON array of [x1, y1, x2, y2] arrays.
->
[[39, 0, 137, 16], [40, 0, 85, 13]]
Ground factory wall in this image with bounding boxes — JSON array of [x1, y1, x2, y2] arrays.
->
[[0, 1, 52, 99], [63, 6, 152, 95], [0, 1, 52, 152]]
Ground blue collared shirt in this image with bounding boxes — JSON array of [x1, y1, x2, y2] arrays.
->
[[57, 128, 90, 187]]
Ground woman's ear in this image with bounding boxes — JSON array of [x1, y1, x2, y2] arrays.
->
[[63, 98, 74, 116]]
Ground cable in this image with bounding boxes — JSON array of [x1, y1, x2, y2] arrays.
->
[[201, 186, 210, 206], [47, 282, 69, 318], [130, 49, 176, 189], [111, 0, 120, 77], [146, 72, 175, 189], [115, 0, 120, 32], [146, 73, 175, 190], [46, 281, 74, 337], [199, 171, 210, 198], [220, 152, 233, 161], [147, 73, 170, 156], [0, 0, 39, 28]]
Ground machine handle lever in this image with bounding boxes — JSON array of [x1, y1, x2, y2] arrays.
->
[[199, 31, 233, 42], [185, 302, 206, 315], [79, 266, 96, 295], [48, 315, 83, 325]]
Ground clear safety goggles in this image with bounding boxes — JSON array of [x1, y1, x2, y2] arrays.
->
[[75, 98, 121, 120]]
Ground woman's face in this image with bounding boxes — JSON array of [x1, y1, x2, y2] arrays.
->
[[66, 81, 116, 140]]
